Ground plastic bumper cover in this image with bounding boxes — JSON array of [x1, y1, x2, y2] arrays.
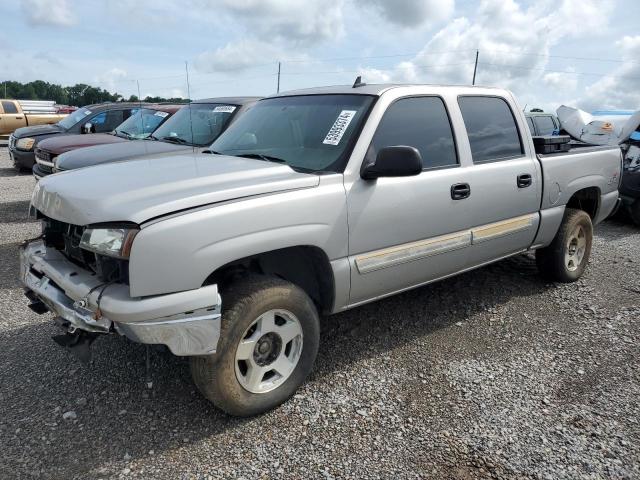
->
[[20, 239, 221, 356]]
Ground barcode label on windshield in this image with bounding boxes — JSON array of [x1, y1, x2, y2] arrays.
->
[[154, 111, 169, 117], [213, 105, 236, 113], [323, 110, 357, 145]]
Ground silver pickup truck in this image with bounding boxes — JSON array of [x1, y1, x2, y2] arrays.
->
[[20, 84, 621, 416]]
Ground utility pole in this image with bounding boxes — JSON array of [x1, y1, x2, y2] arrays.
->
[[472, 50, 479, 85], [277, 61, 281, 93]]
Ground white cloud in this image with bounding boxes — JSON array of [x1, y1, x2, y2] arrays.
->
[[195, 40, 284, 73], [543, 69, 578, 92], [365, 0, 454, 28], [21, 0, 75, 27], [95, 67, 129, 93], [357, 0, 612, 100], [578, 35, 640, 111]]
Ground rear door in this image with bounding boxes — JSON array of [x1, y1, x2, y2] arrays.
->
[[1, 101, 24, 134], [457, 95, 541, 266]]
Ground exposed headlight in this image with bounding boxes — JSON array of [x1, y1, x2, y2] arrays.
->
[[80, 227, 139, 259], [16, 137, 36, 151]]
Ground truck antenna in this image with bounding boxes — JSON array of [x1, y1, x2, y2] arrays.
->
[[185, 61, 195, 153], [352, 76, 366, 88]]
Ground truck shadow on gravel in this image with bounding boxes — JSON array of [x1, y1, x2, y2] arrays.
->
[[0, 167, 30, 178], [0, 253, 553, 478]]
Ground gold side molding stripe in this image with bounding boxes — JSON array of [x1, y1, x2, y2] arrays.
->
[[355, 231, 472, 274], [354, 213, 538, 275], [471, 214, 536, 244]]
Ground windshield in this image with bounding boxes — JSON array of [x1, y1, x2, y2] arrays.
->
[[115, 108, 171, 139], [152, 103, 237, 146], [57, 107, 93, 130], [210, 94, 374, 173]]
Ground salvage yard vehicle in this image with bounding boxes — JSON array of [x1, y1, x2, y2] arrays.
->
[[0, 99, 67, 136], [20, 84, 621, 416], [32, 104, 182, 179], [50, 97, 260, 174], [9, 102, 146, 170]]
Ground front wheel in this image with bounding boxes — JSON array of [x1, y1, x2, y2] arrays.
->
[[535, 208, 593, 283], [190, 276, 320, 416]]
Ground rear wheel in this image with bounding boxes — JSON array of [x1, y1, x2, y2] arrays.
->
[[536, 208, 593, 282], [190, 276, 320, 416]]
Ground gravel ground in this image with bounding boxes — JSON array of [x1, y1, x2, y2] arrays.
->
[[0, 146, 638, 480]]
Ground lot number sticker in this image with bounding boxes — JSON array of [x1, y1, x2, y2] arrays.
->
[[213, 105, 236, 113], [154, 111, 169, 117], [323, 110, 357, 145]]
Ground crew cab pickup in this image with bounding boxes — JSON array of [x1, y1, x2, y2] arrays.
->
[[20, 84, 621, 416], [0, 99, 67, 136]]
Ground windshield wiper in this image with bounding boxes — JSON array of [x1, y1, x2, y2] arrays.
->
[[236, 153, 287, 164], [161, 135, 188, 144], [117, 130, 133, 139], [146, 134, 159, 141]]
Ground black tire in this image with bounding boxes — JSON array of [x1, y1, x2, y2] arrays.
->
[[536, 208, 593, 283], [628, 200, 640, 227], [190, 275, 320, 417]]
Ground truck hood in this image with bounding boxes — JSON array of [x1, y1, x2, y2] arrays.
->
[[31, 152, 320, 225], [38, 133, 127, 155], [56, 140, 191, 171], [13, 123, 64, 138]]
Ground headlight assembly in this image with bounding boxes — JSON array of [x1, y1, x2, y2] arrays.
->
[[80, 227, 139, 259], [16, 137, 36, 151]]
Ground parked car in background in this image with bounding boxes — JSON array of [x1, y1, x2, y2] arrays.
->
[[0, 100, 67, 136], [8, 102, 146, 171], [20, 84, 621, 416], [52, 97, 260, 173], [525, 111, 561, 136], [33, 104, 181, 179]]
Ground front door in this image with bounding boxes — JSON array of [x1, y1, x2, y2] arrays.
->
[[346, 96, 475, 305]]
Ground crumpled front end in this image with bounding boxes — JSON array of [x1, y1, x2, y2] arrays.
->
[[20, 239, 221, 356]]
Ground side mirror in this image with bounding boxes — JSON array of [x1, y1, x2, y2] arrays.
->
[[81, 122, 94, 134], [361, 146, 423, 180]]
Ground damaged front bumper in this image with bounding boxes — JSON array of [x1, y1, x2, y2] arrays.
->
[[20, 239, 221, 356]]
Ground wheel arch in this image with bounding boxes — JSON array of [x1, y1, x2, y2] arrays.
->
[[565, 186, 600, 220], [203, 245, 336, 314]]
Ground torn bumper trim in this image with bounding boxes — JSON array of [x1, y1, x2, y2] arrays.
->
[[20, 239, 221, 356]]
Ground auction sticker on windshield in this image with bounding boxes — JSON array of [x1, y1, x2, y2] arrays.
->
[[154, 111, 169, 117], [213, 106, 236, 113], [323, 110, 357, 146]]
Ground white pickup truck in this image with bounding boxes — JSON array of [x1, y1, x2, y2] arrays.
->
[[20, 84, 621, 416]]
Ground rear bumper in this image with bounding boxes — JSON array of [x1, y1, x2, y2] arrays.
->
[[20, 239, 221, 356]]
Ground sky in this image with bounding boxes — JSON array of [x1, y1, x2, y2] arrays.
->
[[1, 0, 639, 113]]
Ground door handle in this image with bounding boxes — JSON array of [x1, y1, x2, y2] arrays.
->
[[451, 183, 471, 200], [15, 116, 23, 120], [517, 174, 532, 188]]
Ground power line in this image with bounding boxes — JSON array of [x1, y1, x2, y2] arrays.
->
[[478, 62, 640, 81]]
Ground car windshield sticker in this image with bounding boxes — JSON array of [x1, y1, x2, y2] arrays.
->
[[83, 109, 92, 116], [213, 105, 236, 113], [323, 110, 357, 145], [154, 111, 169, 117]]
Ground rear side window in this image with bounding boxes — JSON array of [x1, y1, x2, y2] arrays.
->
[[370, 96, 457, 169], [533, 115, 557, 136], [2, 101, 18, 114], [458, 96, 523, 162]]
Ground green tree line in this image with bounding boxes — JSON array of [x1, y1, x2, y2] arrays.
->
[[1, 80, 189, 106]]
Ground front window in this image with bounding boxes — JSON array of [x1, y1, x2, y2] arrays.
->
[[57, 108, 93, 130], [152, 103, 238, 146], [115, 108, 171, 139], [210, 95, 374, 173]]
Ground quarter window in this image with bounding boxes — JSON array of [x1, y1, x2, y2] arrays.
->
[[370, 96, 458, 169], [458, 96, 523, 162]]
